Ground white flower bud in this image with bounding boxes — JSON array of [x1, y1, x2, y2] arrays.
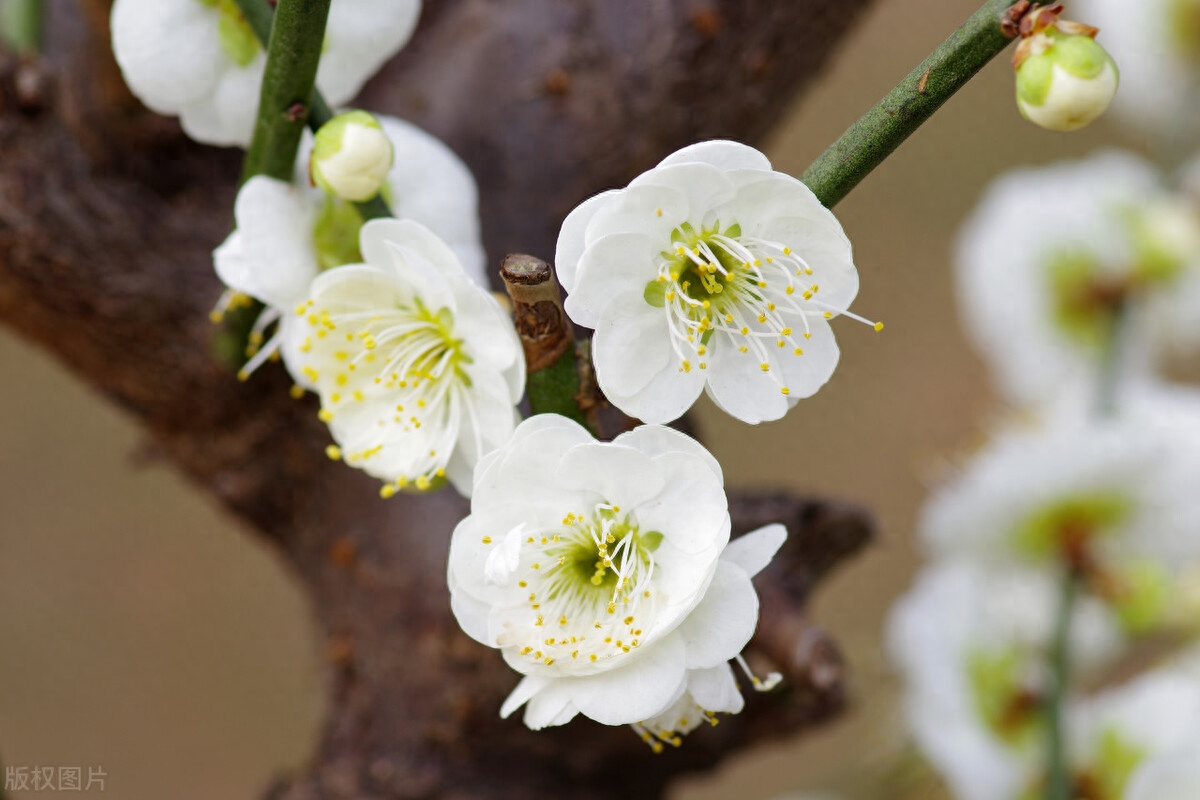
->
[[310, 111, 395, 202], [1014, 17, 1119, 132]]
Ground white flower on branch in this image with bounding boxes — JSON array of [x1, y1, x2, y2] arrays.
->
[[110, 0, 421, 147], [920, 401, 1200, 633], [1073, 0, 1200, 137], [956, 151, 1200, 407], [1127, 738, 1200, 800], [1012, 10, 1118, 132], [888, 562, 1123, 800], [447, 415, 786, 736], [213, 115, 485, 385], [288, 219, 524, 496], [556, 140, 872, 425]]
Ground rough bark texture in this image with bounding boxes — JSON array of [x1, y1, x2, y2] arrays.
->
[[0, 1, 875, 797]]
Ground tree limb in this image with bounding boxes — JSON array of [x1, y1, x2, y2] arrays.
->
[[0, 1, 875, 796]]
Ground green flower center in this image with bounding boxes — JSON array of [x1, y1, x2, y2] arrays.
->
[[967, 647, 1042, 745], [197, 0, 260, 67], [1013, 492, 1131, 562]]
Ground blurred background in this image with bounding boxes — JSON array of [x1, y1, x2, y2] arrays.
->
[[0, 0, 1155, 797]]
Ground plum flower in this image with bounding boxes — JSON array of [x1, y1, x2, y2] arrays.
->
[[287, 219, 524, 496], [920, 404, 1200, 633], [557, 140, 874, 425], [888, 562, 1123, 800], [956, 151, 1200, 407], [447, 415, 786, 735], [111, 0, 421, 147], [1073, 0, 1200, 138], [213, 115, 485, 386]]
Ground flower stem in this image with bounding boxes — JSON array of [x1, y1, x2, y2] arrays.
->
[[0, 0, 41, 55], [1045, 567, 1079, 800], [800, 0, 1023, 208], [499, 254, 597, 434], [240, 0, 333, 183]]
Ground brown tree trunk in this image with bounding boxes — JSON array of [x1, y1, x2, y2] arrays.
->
[[0, 1, 874, 797]]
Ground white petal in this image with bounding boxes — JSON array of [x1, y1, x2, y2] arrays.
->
[[111, 0, 224, 113], [216, 176, 319, 309], [611, 424, 723, 484], [557, 442, 666, 511], [318, 0, 421, 104], [677, 560, 759, 669], [500, 674, 551, 719], [584, 183, 687, 248], [703, 339, 791, 425], [523, 681, 580, 730], [569, 632, 688, 725], [563, 232, 661, 329], [484, 524, 525, 586], [722, 523, 787, 578], [632, 162, 736, 223], [776, 318, 841, 400], [448, 566, 494, 645], [657, 140, 773, 173], [555, 190, 619, 293], [590, 293, 672, 397], [687, 663, 744, 714], [601, 353, 706, 425]]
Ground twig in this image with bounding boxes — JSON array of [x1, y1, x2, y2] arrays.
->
[[1045, 569, 1079, 800], [499, 254, 596, 432], [239, 0, 332, 183], [801, 0, 1024, 208]]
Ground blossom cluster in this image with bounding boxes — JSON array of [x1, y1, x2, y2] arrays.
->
[[108, 2, 882, 745], [890, 148, 1200, 799]]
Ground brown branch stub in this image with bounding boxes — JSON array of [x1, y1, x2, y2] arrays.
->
[[500, 253, 573, 373]]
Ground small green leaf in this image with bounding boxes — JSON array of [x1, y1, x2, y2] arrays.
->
[[643, 279, 667, 308]]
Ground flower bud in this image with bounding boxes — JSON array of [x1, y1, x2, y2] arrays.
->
[[310, 111, 394, 202], [1014, 22, 1119, 131]]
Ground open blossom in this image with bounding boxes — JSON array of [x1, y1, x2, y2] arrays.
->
[[287, 219, 524, 496], [111, 0, 421, 147], [888, 562, 1123, 800], [557, 140, 872, 425], [921, 408, 1200, 632], [1065, 670, 1200, 798], [213, 115, 485, 385], [1073, 0, 1200, 137], [956, 151, 1200, 407], [447, 415, 786, 736]]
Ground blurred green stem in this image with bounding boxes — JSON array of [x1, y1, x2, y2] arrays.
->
[[801, 0, 1024, 208], [0, 0, 41, 55], [1045, 570, 1079, 800]]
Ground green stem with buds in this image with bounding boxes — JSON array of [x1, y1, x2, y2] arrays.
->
[[239, 0, 332, 183], [801, 0, 1023, 208], [0, 0, 41, 55]]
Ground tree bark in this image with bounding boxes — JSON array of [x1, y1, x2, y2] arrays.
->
[[0, 1, 875, 797]]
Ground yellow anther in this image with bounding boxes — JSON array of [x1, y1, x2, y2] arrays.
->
[[623, 616, 634, 625], [325, 445, 342, 460], [535, 615, 544, 626], [289, 385, 305, 399], [520, 646, 532, 655], [482, 536, 493, 544], [781, 387, 791, 395], [318, 409, 334, 422], [760, 363, 770, 372], [794, 347, 804, 356], [740, 326, 749, 335], [236, 369, 249, 382], [572, 650, 579, 659], [518, 581, 527, 588], [590, 654, 598, 662], [823, 312, 833, 319], [874, 321, 885, 332], [559, 615, 568, 626], [783, 247, 792, 255], [656, 208, 663, 217], [757, 314, 767, 323]]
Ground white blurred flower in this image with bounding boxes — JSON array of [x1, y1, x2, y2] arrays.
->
[[288, 219, 523, 496], [921, 411, 1200, 631], [447, 414, 786, 733], [310, 110, 394, 202], [1067, 670, 1200, 798], [111, 0, 421, 147], [1073, 0, 1200, 137], [213, 115, 485, 385], [1126, 738, 1200, 800], [956, 151, 1200, 407], [557, 140, 871, 425], [888, 562, 1122, 800]]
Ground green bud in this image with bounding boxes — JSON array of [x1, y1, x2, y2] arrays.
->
[[1015, 30, 1119, 131], [311, 111, 395, 202]]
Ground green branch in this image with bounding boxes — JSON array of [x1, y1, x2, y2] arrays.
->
[[1045, 569, 1079, 800], [239, 0, 332, 183], [801, 0, 1023, 208]]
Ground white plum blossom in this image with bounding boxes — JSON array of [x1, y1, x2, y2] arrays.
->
[[111, 0, 421, 147], [1065, 670, 1200, 798], [920, 411, 1200, 632], [956, 151, 1200, 408], [1073, 0, 1200, 137], [1126, 738, 1200, 800], [888, 562, 1123, 800], [557, 140, 872, 425], [287, 218, 524, 496], [447, 414, 786, 737], [213, 114, 485, 385]]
